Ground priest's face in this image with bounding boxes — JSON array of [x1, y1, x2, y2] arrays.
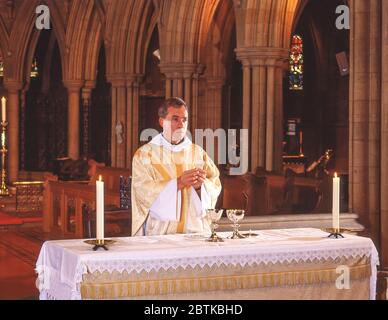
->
[[159, 106, 188, 144]]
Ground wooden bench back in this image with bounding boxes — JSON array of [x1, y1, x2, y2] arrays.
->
[[89, 166, 131, 194]]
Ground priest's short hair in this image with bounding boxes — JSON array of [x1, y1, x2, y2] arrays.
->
[[158, 97, 188, 118]]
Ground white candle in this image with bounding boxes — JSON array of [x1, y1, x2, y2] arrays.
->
[[96, 175, 104, 240], [1, 97, 6, 122], [332, 172, 340, 231]]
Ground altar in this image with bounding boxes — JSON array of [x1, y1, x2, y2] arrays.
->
[[35, 228, 379, 300]]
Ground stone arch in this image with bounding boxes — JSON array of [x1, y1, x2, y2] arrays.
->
[[234, 0, 300, 49], [126, 1, 156, 75], [4, 0, 67, 83], [83, 10, 104, 85], [158, 0, 211, 65], [0, 14, 9, 58], [65, 0, 102, 82], [104, 0, 159, 167], [232, 0, 302, 173], [199, 0, 237, 130], [202, 0, 235, 80], [105, 0, 156, 78], [140, 15, 159, 74]]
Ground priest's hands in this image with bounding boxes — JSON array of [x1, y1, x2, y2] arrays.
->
[[177, 168, 206, 191]]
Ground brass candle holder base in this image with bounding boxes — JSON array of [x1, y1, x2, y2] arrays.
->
[[327, 232, 344, 239], [84, 239, 116, 251], [323, 228, 348, 239], [0, 187, 9, 197]]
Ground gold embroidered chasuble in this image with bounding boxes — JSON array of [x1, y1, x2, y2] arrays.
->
[[131, 135, 222, 236]]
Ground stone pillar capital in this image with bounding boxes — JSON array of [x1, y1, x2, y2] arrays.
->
[[236, 47, 289, 67], [83, 80, 96, 90], [63, 80, 84, 92], [106, 73, 126, 87], [206, 77, 225, 89], [126, 74, 143, 87], [159, 63, 198, 79]]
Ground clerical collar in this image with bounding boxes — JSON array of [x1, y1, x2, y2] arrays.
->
[[150, 133, 192, 152], [161, 134, 185, 146]]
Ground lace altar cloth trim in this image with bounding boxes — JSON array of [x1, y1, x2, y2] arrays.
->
[[35, 228, 379, 300]]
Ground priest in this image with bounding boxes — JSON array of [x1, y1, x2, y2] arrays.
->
[[131, 97, 222, 236]]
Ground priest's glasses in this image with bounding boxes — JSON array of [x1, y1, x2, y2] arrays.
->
[[227, 209, 246, 239], [206, 209, 224, 242]]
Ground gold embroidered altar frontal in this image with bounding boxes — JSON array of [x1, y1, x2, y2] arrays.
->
[[81, 257, 371, 300]]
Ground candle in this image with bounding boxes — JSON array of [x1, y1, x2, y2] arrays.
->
[[332, 172, 340, 231], [1, 97, 6, 122], [96, 175, 104, 240]]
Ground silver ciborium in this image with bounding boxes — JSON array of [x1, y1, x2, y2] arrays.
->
[[227, 209, 246, 239], [206, 209, 224, 242]]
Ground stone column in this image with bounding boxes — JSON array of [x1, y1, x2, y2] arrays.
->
[[349, 0, 382, 249], [64, 81, 83, 160], [159, 63, 199, 130], [368, 0, 382, 252], [126, 75, 141, 166], [81, 82, 95, 158], [236, 49, 288, 173], [266, 62, 276, 172], [172, 77, 184, 98], [381, 0, 388, 269], [273, 62, 287, 172], [110, 78, 126, 168], [205, 78, 224, 129], [241, 62, 252, 170], [4, 81, 22, 183], [165, 76, 173, 98]]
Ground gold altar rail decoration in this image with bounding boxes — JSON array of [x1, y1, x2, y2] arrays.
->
[[13, 181, 44, 212]]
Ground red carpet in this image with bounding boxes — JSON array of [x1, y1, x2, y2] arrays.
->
[[21, 217, 43, 224], [0, 212, 23, 226]]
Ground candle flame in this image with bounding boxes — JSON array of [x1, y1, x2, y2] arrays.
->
[[99, 175, 102, 181], [334, 172, 338, 178]]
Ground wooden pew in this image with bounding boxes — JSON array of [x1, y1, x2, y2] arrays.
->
[[43, 164, 131, 238], [220, 170, 286, 216]]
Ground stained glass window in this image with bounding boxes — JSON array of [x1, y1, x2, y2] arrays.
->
[[289, 35, 303, 90]]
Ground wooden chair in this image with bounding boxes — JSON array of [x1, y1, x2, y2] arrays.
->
[[43, 163, 131, 238]]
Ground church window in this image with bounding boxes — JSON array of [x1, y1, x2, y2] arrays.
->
[[289, 35, 304, 90]]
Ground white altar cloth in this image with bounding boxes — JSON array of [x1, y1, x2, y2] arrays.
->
[[35, 228, 379, 300]]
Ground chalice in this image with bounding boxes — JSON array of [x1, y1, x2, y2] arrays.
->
[[227, 209, 245, 239], [206, 209, 224, 242]]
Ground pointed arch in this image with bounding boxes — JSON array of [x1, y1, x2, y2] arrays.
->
[[0, 14, 10, 58], [157, 0, 217, 65], [65, 0, 98, 81], [233, 0, 301, 49], [4, 0, 67, 83], [84, 8, 104, 83], [105, 0, 157, 78], [201, 0, 236, 79]]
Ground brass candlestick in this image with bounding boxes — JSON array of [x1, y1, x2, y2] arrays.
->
[[323, 228, 349, 239], [0, 121, 9, 197], [84, 239, 116, 251]]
